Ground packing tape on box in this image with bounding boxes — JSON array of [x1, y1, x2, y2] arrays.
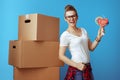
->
[[25, 14, 29, 19]]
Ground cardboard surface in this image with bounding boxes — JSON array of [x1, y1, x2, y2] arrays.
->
[[18, 13, 59, 41], [9, 40, 64, 68], [14, 67, 60, 80]]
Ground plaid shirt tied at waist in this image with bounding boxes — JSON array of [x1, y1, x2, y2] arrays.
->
[[64, 63, 92, 80]]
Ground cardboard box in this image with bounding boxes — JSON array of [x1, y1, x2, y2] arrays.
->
[[18, 13, 59, 41], [9, 40, 64, 68], [14, 67, 60, 80]]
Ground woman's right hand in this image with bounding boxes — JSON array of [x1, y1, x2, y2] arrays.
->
[[75, 62, 86, 71]]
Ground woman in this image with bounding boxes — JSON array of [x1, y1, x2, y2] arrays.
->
[[59, 5, 107, 80]]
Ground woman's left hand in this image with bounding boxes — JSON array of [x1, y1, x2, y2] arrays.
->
[[97, 27, 105, 39]]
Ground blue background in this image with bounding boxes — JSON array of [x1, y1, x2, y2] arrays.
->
[[0, 0, 120, 80]]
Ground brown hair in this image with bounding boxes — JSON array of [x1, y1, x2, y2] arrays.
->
[[64, 5, 78, 17]]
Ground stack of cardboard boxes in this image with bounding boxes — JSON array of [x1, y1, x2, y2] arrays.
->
[[8, 13, 64, 80]]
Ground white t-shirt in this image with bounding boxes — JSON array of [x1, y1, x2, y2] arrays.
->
[[60, 28, 90, 63]]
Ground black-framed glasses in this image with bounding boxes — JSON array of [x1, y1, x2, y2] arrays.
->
[[65, 14, 77, 19]]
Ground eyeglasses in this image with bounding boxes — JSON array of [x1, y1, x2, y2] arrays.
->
[[65, 14, 77, 19]]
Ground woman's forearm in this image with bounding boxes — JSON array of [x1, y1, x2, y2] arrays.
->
[[59, 46, 86, 70], [90, 39, 100, 51], [59, 46, 77, 68], [89, 36, 102, 51], [89, 27, 104, 51], [59, 55, 77, 67]]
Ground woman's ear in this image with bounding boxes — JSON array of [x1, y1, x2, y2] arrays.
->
[[64, 17, 67, 21], [76, 16, 78, 20]]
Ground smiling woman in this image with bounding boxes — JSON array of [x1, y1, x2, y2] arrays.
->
[[0, 0, 120, 80], [59, 5, 108, 80]]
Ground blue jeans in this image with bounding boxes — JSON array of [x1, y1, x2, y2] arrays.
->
[[75, 70, 94, 80], [75, 70, 84, 80]]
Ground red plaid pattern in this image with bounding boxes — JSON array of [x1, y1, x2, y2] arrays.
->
[[64, 66, 76, 80], [64, 63, 92, 80]]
